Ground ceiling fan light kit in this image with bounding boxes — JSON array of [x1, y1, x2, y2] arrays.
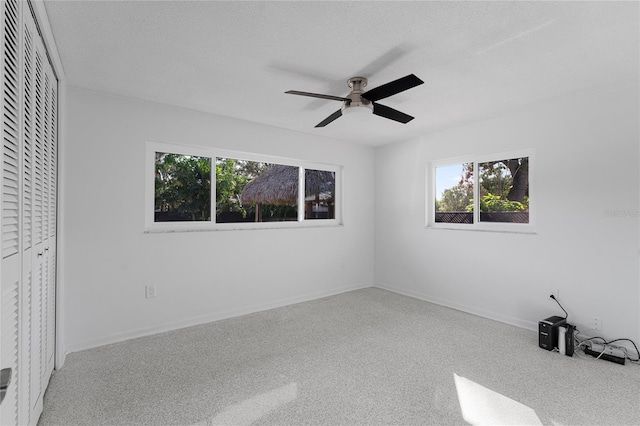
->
[[285, 74, 424, 128]]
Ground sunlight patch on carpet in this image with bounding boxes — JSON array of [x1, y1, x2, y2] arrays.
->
[[454, 373, 542, 426], [193, 382, 298, 426]]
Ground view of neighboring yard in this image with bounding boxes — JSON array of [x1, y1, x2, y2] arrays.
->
[[154, 153, 335, 223], [435, 157, 529, 224]]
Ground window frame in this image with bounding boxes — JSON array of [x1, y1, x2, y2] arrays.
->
[[145, 141, 343, 232], [426, 149, 535, 233]]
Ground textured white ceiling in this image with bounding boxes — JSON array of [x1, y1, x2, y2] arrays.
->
[[44, 1, 639, 146]]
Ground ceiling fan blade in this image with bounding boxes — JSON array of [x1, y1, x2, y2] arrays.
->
[[361, 74, 424, 102], [285, 90, 350, 102], [315, 109, 343, 127], [372, 103, 415, 124]]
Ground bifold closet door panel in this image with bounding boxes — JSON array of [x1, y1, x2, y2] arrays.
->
[[1, 0, 22, 424], [1, 1, 58, 424]]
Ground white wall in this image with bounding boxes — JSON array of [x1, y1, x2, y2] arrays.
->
[[61, 87, 375, 353], [374, 86, 640, 344], [61, 83, 639, 356]]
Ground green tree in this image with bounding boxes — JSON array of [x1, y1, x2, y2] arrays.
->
[[215, 158, 269, 217], [237, 160, 268, 180], [216, 158, 246, 216], [155, 153, 211, 221], [437, 183, 473, 212], [460, 158, 529, 213], [476, 158, 528, 204], [476, 193, 527, 213]]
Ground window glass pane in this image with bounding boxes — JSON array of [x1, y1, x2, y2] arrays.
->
[[478, 158, 529, 223], [305, 169, 335, 220], [216, 158, 298, 223], [434, 163, 473, 224], [155, 152, 211, 222]]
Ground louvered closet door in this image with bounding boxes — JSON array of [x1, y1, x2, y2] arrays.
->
[[27, 5, 51, 422], [20, 7, 34, 424], [39, 42, 55, 393], [1, 0, 22, 425], [44, 61, 56, 381], [1, 1, 57, 425], [29, 4, 56, 424], [29, 34, 44, 419]]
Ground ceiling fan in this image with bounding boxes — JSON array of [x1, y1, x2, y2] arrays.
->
[[286, 74, 424, 127]]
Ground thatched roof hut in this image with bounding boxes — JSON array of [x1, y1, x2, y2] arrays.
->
[[241, 165, 334, 205]]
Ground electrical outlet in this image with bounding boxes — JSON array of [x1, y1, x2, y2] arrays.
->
[[145, 285, 156, 299], [591, 316, 602, 330]]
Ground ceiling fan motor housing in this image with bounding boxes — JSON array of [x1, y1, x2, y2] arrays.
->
[[343, 77, 373, 112]]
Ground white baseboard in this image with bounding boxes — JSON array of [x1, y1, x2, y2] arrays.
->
[[64, 284, 371, 355], [375, 282, 538, 332], [65, 283, 539, 356]]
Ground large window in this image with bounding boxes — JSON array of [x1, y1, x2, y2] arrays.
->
[[146, 143, 341, 231], [430, 151, 533, 231]]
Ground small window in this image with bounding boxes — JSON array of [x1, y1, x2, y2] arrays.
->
[[435, 162, 473, 224], [478, 158, 529, 224], [155, 152, 211, 222], [429, 151, 532, 231], [304, 169, 335, 220]]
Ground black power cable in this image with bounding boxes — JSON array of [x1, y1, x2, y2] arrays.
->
[[548, 296, 639, 363], [549, 294, 568, 319], [606, 338, 640, 362]]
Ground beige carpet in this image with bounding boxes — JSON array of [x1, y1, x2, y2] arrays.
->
[[39, 288, 640, 425]]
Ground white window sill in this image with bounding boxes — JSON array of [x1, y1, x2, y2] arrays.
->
[[425, 224, 537, 235], [144, 221, 344, 233]]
